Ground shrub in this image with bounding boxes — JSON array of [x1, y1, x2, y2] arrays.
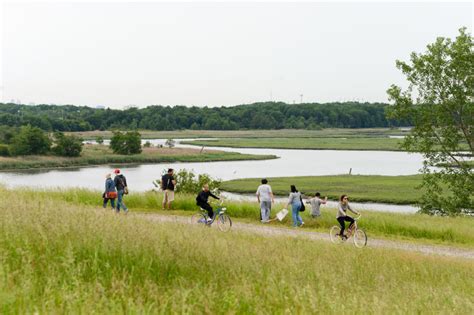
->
[[96, 136, 104, 145], [110, 131, 142, 155], [9, 125, 51, 155], [172, 169, 221, 193], [0, 144, 10, 156], [143, 141, 152, 148], [52, 132, 83, 157]]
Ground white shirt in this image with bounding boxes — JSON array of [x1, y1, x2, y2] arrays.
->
[[256, 184, 273, 202]]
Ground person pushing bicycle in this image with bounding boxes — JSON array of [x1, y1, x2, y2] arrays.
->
[[196, 184, 220, 222], [337, 194, 360, 239]]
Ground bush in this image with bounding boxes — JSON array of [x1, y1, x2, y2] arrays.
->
[[96, 136, 104, 145], [52, 132, 83, 157], [9, 125, 51, 156], [110, 131, 142, 155], [0, 144, 10, 156], [172, 169, 221, 194], [143, 141, 152, 148]]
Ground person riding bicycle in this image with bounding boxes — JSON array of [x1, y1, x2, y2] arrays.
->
[[196, 184, 220, 222], [337, 194, 360, 239]]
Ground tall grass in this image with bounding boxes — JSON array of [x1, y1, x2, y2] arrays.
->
[[221, 175, 424, 204], [33, 188, 474, 247], [0, 188, 473, 313]]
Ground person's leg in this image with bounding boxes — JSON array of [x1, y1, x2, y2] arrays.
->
[[162, 191, 168, 209], [292, 204, 298, 227], [345, 216, 355, 235], [111, 198, 116, 210], [337, 217, 346, 236], [167, 190, 174, 210], [297, 203, 303, 225], [203, 203, 213, 220], [103, 197, 109, 208], [260, 201, 268, 222]]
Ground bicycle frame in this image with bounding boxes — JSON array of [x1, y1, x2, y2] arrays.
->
[[344, 215, 361, 238]]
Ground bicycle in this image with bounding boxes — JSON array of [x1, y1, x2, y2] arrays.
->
[[190, 199, 232, 232], [329, 215, 367, 248]]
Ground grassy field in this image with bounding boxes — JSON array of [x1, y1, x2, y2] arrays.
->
[[31, 188, 474, 248], [183, 137, 407, 151], [0, 144, 275, 170], [221, 175, 424, 204], [1, 188, 473, 313], [70, 128, 409, 140]]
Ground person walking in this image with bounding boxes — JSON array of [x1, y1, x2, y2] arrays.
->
[[161, 168, 176, 210], [196, 184, 220, 222], [103, 173, 117, 210], [256, 178, 274, 223], [337, 194, 360, 239], [286, 185, 304, 227], [307, 192, 327, 218], [113, 169, 128, 214]]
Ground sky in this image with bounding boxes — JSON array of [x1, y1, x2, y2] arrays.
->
[[1, 1, 472, 108]]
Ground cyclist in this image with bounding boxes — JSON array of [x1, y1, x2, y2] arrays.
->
[[196, 184, 220, 222], [337, 194, 360, 239]]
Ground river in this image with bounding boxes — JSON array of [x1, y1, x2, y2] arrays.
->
[[0, 139, 423, 212]]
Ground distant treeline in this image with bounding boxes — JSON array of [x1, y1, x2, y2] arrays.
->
[[0, 102, 410, 131]]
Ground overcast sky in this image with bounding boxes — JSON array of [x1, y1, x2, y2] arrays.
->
[[1, 1, 472, 108]]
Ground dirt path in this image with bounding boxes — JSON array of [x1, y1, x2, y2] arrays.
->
[[137, 213, 474, 260]]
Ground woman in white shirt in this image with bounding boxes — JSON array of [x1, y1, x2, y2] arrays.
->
[[337, 194, 360, 239]]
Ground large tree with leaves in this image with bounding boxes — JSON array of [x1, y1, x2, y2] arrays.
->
[[387, 27, 473, 215]]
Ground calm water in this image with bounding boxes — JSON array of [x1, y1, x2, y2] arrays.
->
[[0, 139, 423, 212]]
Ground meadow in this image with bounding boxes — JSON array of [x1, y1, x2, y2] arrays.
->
[[183, 137, 407, 151], [221, 175, 424, 204], [0, 144, 275, 170], [0, 187, 473, 313], [31, 188, 474, 248]]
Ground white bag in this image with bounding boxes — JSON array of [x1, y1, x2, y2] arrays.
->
[[276, 208, 288, 221]]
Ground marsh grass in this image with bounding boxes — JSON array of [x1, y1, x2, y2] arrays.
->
[[33, 188, 474, 247], [0, 188, 473, 313], [221, 175, 424, 204], [0, 145, 275, 170]]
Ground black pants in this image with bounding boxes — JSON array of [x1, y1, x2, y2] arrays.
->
[[197, 202, 213, 219], [337, 216, 354, 236]]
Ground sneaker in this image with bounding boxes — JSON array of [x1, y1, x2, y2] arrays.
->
[[206, 217, 212, 223], [300, 221, 305, 226]]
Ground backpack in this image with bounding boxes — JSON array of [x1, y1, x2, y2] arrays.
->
[[299, 195, 305, 212]]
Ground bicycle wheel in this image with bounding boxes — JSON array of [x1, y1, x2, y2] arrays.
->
[[329, 226, 343, 244], [217, 214, 232, 232], [353, 229, 367, 248], [191, 213, 206, 225]]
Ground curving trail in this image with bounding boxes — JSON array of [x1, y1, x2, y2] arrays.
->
[[136, 213, 474, 260]]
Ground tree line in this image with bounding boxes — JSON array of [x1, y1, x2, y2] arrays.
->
[[0, 102, 410, 132]]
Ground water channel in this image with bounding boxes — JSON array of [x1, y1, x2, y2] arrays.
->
[[0, 139, 423, 212]]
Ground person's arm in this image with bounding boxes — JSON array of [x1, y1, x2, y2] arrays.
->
[[347, 204, 359, 215], [321, 197, 328, 204], [123, 176, 128, 187], [256, 187, 260, 203], [171, 176, 176, 186], [269, 186, 274, 203], [209, 192, 220, 200], [287, 193, 293, 208]]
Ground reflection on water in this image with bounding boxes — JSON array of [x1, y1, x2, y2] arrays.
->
[[0, 139, 424, 213]]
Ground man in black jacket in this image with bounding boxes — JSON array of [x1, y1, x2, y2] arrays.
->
[[113, 169, 128, 213], [196, 184, 219, 222]]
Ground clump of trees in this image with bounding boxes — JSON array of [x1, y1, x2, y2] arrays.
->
[[109, 131, 142, 155], [52, 132, 83, 157], [387, 27, 473, 216], [0, 125, 84, 157]]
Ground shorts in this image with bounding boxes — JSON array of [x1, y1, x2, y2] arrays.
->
[[164, 189, 175, 202]]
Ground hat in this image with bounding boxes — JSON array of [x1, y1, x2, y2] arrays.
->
[[114, 169, 120, 174], [106, 173, 111, 178]]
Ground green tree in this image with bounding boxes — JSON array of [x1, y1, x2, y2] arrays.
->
[[110, 131, 142, 155], [10, 125, 51, 156], [387, 27, 473, 215], [96, 136, 104, 145], [52, 132, 83, 157]]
